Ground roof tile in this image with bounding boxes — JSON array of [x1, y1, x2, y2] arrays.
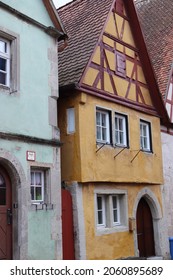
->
[[135, 0, 173, 99], [58, 0, 113, 87]]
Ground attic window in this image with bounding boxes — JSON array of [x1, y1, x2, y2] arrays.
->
[[115, 0, 124, 14], [116, 52, 126, 77]]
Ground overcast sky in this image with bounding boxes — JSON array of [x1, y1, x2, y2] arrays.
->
[[53, 0, 72, 8]]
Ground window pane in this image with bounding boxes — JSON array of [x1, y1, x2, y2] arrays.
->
[[31, 186, 35, 200], [112, 196, 117, 208], [35, 172, 41, 185], [36, 187, 42, 200], [0, 72, 6, 85], [97, 126, 101, 140], [98, 211, 103, 224], [101, 114, 106, 127], [97, 196, 102, 210], [102, 127, 107, 141], [96, 112, 101, 126], [120, 132, 124, 144], [0, 40, 6, 53], [0, 57, 6, 71], [31, 172, 34, 185], [113, 209, 118, 223]]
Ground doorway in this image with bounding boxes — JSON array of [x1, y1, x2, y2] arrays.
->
[[0, 166, 12, 260], [62, 189, 75, 260], [136, 197, 155, 257]]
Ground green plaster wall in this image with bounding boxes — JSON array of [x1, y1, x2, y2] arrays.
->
[[28, 210, 55, 260], [0, 8, 55, 139], [0, 139, 53, 168], [2, 0, 54, 27]]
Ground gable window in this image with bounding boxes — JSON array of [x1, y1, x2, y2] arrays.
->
[[140, 120, 152, 152], [116, 52, 126, 77], [96, 109, 110, 143], [30, 170, 44, 203], [115, 113, 128, 147], [96, 190, 128, 234], [0, 38, 10, 86]]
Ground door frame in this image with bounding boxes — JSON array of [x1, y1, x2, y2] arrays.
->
[[136, 197, 155, 257], [132, 187, 162, 257], [0, 165, 12, 259]]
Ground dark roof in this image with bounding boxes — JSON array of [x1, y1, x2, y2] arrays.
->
[[135, 0, 173, 99], [58, 0, 113, 87]]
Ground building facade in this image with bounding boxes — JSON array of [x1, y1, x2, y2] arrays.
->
[[0, 0, 66, 259], [58, 0, 169, 259]]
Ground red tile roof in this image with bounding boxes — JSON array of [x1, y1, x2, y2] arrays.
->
[[58, 0, 113, 87], [135, 0, 173, 100]]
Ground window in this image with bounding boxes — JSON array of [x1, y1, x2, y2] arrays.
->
[[0, 38, 10, 86], [116, 52, 126, 77], [97, 195, 106, 227], [112, 195, 120, 225], [30, 170, 44, 203], [67, 108, 75, 134], [115, 113, 128, 147], [96, 109, 110, 143], [0, 29, 19, 93], [140, 120, 152, 152], [96, 192, 127, 233]]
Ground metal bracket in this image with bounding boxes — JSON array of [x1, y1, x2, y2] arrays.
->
[[114, 147, 126, 159], [96, 142, 108, 153], [130, 150, 141, 163]]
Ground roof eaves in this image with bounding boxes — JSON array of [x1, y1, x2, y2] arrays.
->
[[42, 0, 68, 40]]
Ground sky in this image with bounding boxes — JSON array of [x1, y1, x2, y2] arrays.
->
[[53, 0, 72, 8]]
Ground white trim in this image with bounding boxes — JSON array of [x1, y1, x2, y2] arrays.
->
[[95, 187, 128, 235], [140, 120, 151, 152], [0, 37, 10, 87], [96, 194, 106, 227], [96, 108, 110, 143], [30, 170, 44, 203], [115, 113, 127, 147]]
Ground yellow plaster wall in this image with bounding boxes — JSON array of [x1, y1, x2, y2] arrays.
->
[[58, 93, 163, 185], [78, 94, 163, 184], [82, 183, 162, 260], [58, 95, 82, 182]]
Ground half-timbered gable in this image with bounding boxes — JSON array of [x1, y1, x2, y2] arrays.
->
[[79, 0, 156, 114]]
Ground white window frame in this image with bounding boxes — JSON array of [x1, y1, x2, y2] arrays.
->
[[112, 195, 120, 225], [30, 170, 44, 203], [0, 38, 10, 87], [140, 120, 152, 152], [96, 109, 110, 143], [115, 113, 127, 147], [95, 189, 128, 235], [96, 195, 106, 227]]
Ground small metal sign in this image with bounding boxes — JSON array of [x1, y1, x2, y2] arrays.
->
[[26, 151, 36, 161]]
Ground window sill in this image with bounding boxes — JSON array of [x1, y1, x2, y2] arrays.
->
[[96, 225, 128, 236], [0, 84, 19, 94], [140, 149, 153, 154]]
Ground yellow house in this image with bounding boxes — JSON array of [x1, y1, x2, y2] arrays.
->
[[58, 0, 169, 259]]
